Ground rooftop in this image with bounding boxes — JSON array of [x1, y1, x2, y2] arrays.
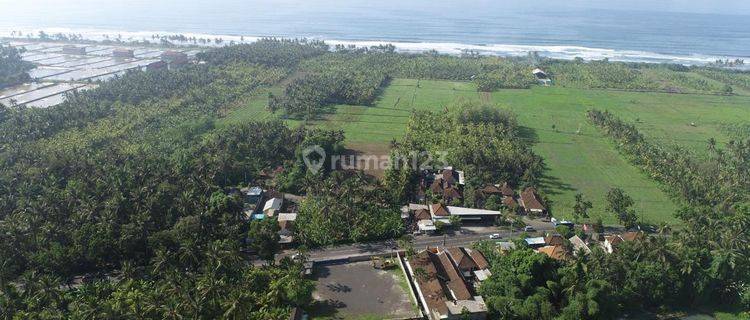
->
[[445, 206, 502, 216]]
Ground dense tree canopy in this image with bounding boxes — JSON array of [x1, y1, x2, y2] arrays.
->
[[385, 102, 543, 204], [0, 45, 33, 88]]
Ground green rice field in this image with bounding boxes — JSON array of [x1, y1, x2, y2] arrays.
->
[[220, 78, 750, 225]]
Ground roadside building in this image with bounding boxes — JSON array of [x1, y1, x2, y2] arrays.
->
[[537, 245, 568, 261], [430, 203, 451, 224], [62, 45, 86, 55], [519, 187, 546, 215], [406, 247, 488, 320], [525, 237, 547, 249], [414, 208, 432, 221], [569, 235, 591, 255], [112, 48, 134, 58], [417, 220, 438, 234], [544, 234, 565, 246], [445, 206, 502, 224]]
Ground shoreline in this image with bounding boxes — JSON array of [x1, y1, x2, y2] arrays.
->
[[2, 26, 749, 69]]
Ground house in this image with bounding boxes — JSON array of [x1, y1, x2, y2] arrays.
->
[[603, 235, 624, 254], [466, 248, 492, 281], [443, 187, 462, 203], [406, 248, 488, 320], [414, 208, 432, 221], [544, 234, 565, 246], [445, 206, 502, 223], [480, 185, 503, 196], [62, 45, 86, 55], [502, 196, 518, 209], [263, 197, 283, 217], [569, 235, 591, 255], [525, 237, 547, 249], [112, 48, 134, 58], [537, 245, 568, 260], [430, 203, 451, 223], [519, 187, 546, 215], [277, 213, 297, 245], [418, 220, 438, 234], [533, 68, 552, 86], [446, 247, 479, 278], [429, 167, 465, 204], [621, 231, 644, 242], [500, 182, 515, 197]]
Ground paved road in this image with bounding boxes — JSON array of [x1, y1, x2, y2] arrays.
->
[[277, 225, 555, 263]]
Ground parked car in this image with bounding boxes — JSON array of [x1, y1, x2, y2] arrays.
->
[[489, 233, 502, 239], [523, 226, 536, 232]]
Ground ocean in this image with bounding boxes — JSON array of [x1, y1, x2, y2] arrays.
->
[[1, 0, 749, 65]]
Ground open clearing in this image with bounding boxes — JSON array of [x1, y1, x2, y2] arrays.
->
[[309, 261, 418, 320], [221, 78, 750, 225]]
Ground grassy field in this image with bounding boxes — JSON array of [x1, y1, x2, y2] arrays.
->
[[220, 78, 750, 225]]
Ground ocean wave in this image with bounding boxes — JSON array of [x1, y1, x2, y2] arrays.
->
[[2, 26, 747, 67]]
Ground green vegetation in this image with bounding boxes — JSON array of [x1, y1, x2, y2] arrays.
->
[[589, 109, 750, 212], [296, 172, 403, 246], [2, 38, 750, 318], [0, 44, 33, 89], [0, 39, 326, 319], [476, 197, 750, 319], [384, 102, 542, 205]]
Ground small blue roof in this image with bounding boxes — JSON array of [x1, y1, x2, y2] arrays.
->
[[247, 187, 263, 196]]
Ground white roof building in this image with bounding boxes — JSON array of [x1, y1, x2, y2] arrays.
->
[[525, 237, 546, 247], [417, 220, 437, 232], [263, 198, 283, 217], [445, 206, 502, 216]]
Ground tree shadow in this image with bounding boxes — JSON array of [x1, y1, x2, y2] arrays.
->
[[313, 265, 332, 280], [310, 299, 347, 319], [520, 126, 575, 196], [325, 283, 352, 293], [517, 125, 539, 144], [538, 171, 576, 196]]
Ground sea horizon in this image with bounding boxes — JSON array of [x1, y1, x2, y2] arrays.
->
[[1, 1, 749, 66]]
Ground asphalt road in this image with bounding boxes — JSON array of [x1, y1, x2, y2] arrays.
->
[[278, 224, 555, 263]]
